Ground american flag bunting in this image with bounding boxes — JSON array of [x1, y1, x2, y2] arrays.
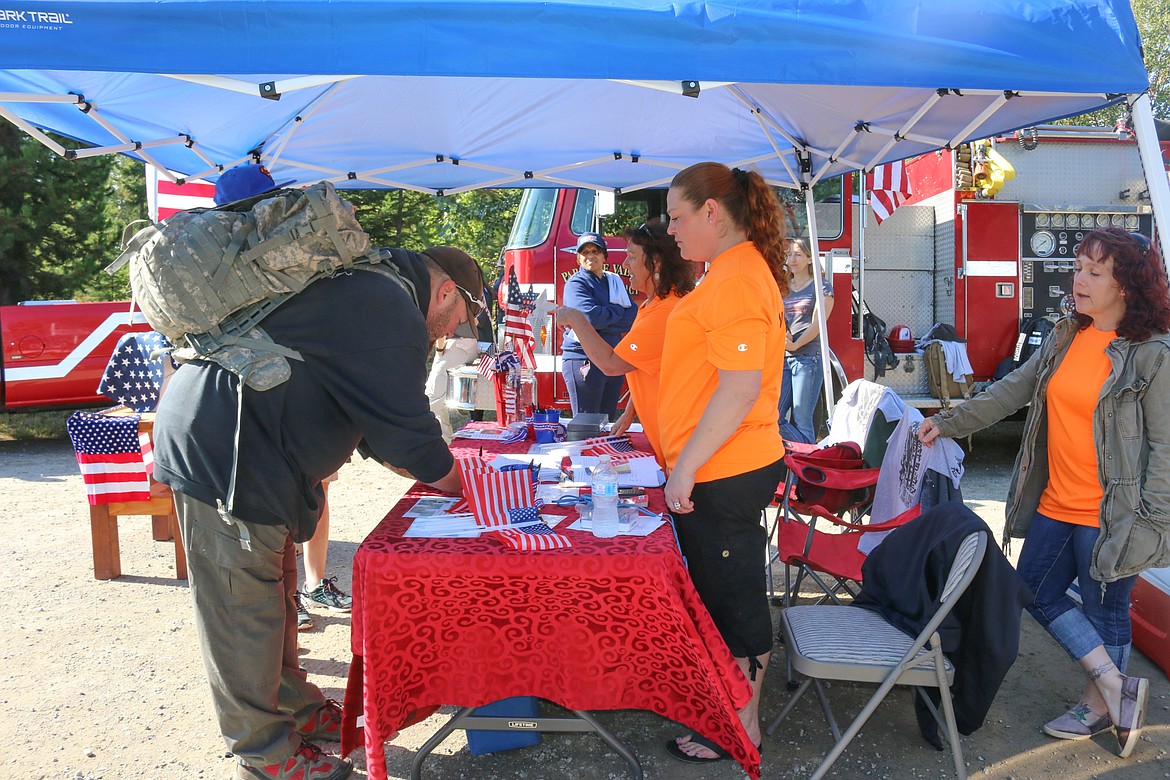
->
[[456, 457, 536, 527], [504, 267, 536, 368], [492, 506, 573, 551], [67, 411, 153, 504], [98, 331, 171, 411], [866, 161, 913, 225]]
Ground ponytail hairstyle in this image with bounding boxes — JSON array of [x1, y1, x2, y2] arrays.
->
[[670, 162, 789, 296]]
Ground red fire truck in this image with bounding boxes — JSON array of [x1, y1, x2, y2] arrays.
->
[[0, 175, 213, 413], [501, 125, 1170, 412]]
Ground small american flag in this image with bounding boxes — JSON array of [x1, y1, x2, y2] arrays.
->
[[582, 436, 644, 464], [67, 411, 152, 504], [866, 161, 913, 225], [475, 351, 496, 378], [493, 506, 573, 551], [98, 331, 171, 411], [504, 268, 536, 368], [457, 457, 536, 527]]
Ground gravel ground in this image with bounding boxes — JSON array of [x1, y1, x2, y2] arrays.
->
[[2, 420, 1167, 780]]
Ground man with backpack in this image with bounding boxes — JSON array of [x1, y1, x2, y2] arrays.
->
[[150, 166, 482, 780]]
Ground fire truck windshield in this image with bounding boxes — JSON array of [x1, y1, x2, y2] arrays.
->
[[506, 189, 558, 250]]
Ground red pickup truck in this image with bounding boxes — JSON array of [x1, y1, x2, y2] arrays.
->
[[1, 301, 150, 412]]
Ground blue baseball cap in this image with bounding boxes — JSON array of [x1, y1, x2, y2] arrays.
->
[[214, 164, 292, 206], [575, 232, 607, 253]]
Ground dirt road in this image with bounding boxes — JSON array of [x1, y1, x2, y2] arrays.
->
[[2, 422, 1166, 779]]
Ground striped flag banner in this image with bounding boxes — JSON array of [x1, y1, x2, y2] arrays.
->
[[504, 268, 537, 368], [147, 167, 217, 222], [475, 351, 496, 378], [491, 506, 574, 551], [582, 436, 640, 462], [67, 411, 152, 504], [866, 161, 913, 225], [457, 458, 536, 527]]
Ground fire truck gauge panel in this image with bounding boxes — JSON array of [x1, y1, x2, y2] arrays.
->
[[1080, 214, 1095, 229], [1126, 215, 1139, 229], [1096, 214, 1110, 227], [1051, 214, 1065, 228], [1112, 214, 1125, 226], [1036, 213, 1050, 227], [1030, 230, 1056, 257]]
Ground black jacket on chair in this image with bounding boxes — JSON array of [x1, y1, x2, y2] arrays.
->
[[854, 502, 1033, 744]]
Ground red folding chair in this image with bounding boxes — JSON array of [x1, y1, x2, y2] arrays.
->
[[769, 441, 920, 607]]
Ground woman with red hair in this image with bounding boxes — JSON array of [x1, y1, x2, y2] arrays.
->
[[919, 227, 1170, 758]]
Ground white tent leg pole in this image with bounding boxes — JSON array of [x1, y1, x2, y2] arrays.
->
[[1130, 94, 1170, 269], [804, 189, 834, 423]]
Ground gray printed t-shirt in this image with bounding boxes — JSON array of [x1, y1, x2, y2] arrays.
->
[[784, 277, 834, 356]]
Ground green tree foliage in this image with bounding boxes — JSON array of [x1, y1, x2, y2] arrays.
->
[[348, 188, 521, 280], [0, 125, 117, 304], [1063, 0, 1168, 125]]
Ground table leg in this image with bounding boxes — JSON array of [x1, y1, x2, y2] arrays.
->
[[151, 514, 173, 541], [408, 705, 644, 780], [409, 706, 471, 780], [570, 709, 644, 780], [89, 504, 121, 580]]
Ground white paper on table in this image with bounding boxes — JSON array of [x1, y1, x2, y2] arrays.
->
[[403, 514, 481, 538], [403, 497, 461, 517], [493, 452, 564, 483], [571, 455, 665, 488], [565, 514, 665, 537]]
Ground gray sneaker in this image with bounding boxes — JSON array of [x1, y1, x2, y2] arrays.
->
[[294, 591, 313, 631], [1116, 675, 1149, 758], [1042, 703, 1110, 740], [302, 577, 352, 613]]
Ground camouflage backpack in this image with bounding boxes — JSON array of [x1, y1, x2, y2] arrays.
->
[[110, 181, 412, 391], [109, 181, 415, 527]]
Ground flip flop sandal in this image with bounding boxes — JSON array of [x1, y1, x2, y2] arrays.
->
[[666, 733, 729, 764]]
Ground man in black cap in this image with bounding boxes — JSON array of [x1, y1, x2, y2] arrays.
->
[[153, 171, 484, 780]]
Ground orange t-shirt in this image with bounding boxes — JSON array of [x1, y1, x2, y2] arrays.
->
[[614, 293, 683, 467], [658, 241, 786, 483], [1038, 326, 1116, 527]]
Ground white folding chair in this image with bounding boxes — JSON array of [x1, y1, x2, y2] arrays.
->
[[766, 530, 987, 780]]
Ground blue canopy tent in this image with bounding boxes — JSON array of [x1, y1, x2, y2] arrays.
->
[[0, 1, 1161, 201], [1, 0, 1166, 415]]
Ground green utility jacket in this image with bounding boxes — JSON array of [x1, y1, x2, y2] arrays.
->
[[931, 316, 1170, 585]]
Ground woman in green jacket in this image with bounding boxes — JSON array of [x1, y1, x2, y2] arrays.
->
[[919, 228, 1170, 758]]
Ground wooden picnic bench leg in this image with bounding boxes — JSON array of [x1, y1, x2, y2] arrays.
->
[[89, 504, 121, 580], [151, 513, 173, 541]]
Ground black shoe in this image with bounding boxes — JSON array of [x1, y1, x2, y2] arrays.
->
[[294, 591, 313, 631], [301, 577, 352, 613]]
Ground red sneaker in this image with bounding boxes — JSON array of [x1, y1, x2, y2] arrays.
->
[[235, 741, 352, 780], [298, 699, 342, 743]]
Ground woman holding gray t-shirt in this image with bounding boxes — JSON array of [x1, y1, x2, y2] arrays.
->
[[778, 238, 834, 443]]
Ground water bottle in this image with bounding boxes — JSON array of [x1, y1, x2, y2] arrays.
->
[[591, 455, 620, 538]]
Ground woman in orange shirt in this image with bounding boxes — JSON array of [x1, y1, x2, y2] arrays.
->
[[920, 228, 1170, 758], [553, 220, 695, 466], [658, 162, 788, 764]]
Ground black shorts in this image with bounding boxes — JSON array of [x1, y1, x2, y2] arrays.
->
[[673, 458, 785, 658]]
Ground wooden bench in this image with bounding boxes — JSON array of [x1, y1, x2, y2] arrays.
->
[[87, 411, 187, 581]]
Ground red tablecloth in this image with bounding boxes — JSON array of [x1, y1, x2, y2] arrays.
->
[[341, 430, 760, 779]]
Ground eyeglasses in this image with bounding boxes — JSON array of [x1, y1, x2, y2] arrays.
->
[[633, 223, 655, 240], [1129, 232, 1151, 257], [455, 284, 486, 318]]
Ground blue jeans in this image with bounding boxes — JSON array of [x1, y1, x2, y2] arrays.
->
[[778, 353, 823, 444], [562, 358, 623, 420], [1017, 511, 1137, 670]]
